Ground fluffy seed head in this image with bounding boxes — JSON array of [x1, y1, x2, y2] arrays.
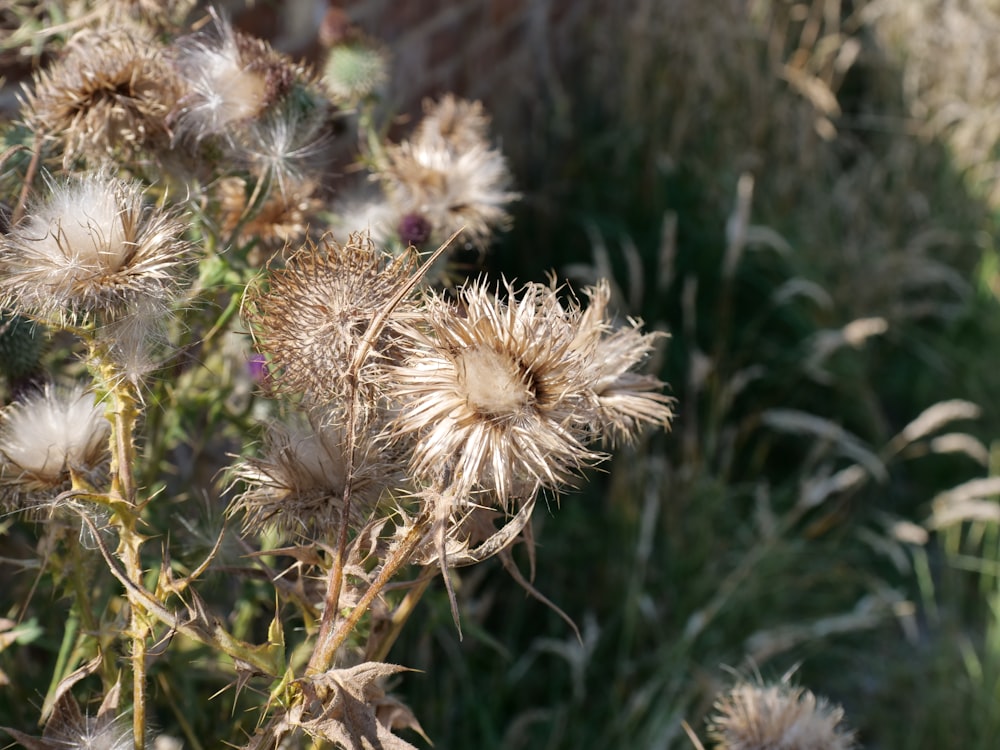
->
[[376, 97, 518, 249], [707, 681, 856, 750], [386, 279, 605, 503], [0, 383, 109, 512], [239, 106, 334, 194], [0, 171, 192, 328], [244, 232, 420, 410], [1, 684, 135, 750], [415, 94, 493, 153], [170, 15, 303, 142], [22, 25, 182, 167], [229, 416, 399, 541]]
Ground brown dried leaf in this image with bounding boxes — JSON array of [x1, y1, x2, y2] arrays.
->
[[295, 662, 421, 750]]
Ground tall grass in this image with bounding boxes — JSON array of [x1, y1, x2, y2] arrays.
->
[[389, 1, 1000, 748]]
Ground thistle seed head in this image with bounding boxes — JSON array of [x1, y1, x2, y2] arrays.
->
[[415, 94, 493, 154], [170, 14, 331, 148], [229, 415, 400, 541], [386, 277, 673, 504], [376, 96, 518, 250], [0, 171, 192, 329], [386, 279, 604, 503], [244, 232, 420, 411], [216, 175, 321, 256], [1, 684, 137, 750], [0, 383, 109, 512], [379, 139, 517, 251], [22, 25, 183, 167], [707, 680, 857, 750]]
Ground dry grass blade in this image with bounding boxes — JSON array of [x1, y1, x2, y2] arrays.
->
[[762, 409, 888, 482], [799, 464, 869, 509], [928, 477, 1000, 529], [926, 433, 990, 466], [887, 399, 981, 454], [745, 591, 901, 663]]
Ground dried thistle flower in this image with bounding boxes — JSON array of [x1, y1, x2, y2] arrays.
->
[[2, 683, 134, 750], [376, 97, 517, 250], [217, 175, 321, 256], [244, 232, 420, 411], [415, 94, 493, 154], [229, 414, 400, 541], [0, 383, 109, 512], [707, 680, 856, 750], [22, 25, 182, 167], [386, 279, 606, 503], [170, 14, 328, 145], [572, 280, 673, 446], [0, 171, 192, 328]]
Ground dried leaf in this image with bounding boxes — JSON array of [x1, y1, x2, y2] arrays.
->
[[292, 662, 421, 750]]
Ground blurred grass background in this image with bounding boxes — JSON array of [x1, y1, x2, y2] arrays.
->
[[392, 1, 1000, 748]]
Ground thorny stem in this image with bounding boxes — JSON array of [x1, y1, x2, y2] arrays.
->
[[100, 365, 147, 750], [367, 571, 435, 663], [81, 510, 281, 676], [312, 514, 431, 674], [306, 392, 358, 676], [306, 233, 460, 676]]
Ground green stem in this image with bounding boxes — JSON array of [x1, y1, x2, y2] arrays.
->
[[101, 366, 147, 750]]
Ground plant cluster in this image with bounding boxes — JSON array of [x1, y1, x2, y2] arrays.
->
[[0, 2, 673, 748]]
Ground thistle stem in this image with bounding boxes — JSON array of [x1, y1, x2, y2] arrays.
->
[[309, 515, 429, 674], [102, 369, 147, 750], [306, 394, 358, 677]]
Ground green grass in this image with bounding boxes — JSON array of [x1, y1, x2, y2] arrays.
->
[[394, 2, 1000, 748]]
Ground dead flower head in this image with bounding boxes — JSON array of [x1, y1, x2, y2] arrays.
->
[[244, 232, 420, 410], [415, 94, 493, 154], [1, 682, 133, 750], [217, 175, 321, 257], [0, 170, 192, 328], [229, 415, 399, 541], [707, 680, 856, 750], [170, 14, 329, 146], [387, 280, 599, 503], [572, 280, 673, 446], [376, 96, 517, 250], [387, 278, 672, 503], [0, 383, 109, 513], [22, 25, 182, 167]]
